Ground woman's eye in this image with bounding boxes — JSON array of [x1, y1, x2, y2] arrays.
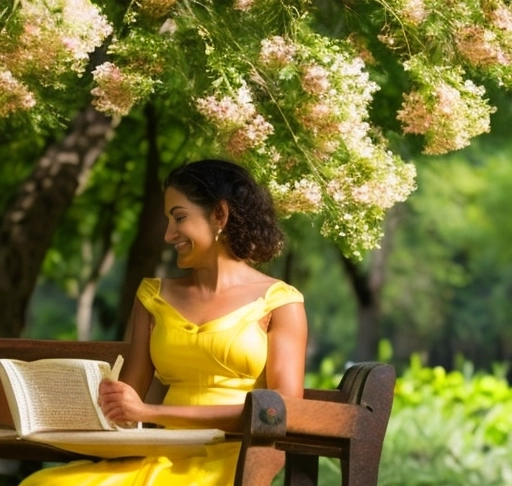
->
[[175, 215, 186, 223]]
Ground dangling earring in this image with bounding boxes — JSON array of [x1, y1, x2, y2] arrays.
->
[[215, 228, 222, 242]]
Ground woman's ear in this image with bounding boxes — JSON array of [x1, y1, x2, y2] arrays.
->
[[213, 200, 229, 228]]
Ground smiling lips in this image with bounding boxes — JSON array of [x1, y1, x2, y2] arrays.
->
[[174, 241, 189, 252]]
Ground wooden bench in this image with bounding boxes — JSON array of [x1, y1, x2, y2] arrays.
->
[[0, 339, 395, 485]]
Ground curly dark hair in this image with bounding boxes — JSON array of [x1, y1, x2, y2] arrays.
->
[[163, 159, 284, 263]]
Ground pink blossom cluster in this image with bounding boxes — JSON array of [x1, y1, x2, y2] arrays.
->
[[351, 162, 416, 210], [396, 90, 433, 135], [196, 86, 256, 128], [226, 115, 275, 157], [397, 75, 493, 154], [196, 85, 274, 156], [19, 0, 112, 74], [3, 22, 62, 81], [319, 154, 416, 257], [0, 0, 112, 116], [61, 0, 113, 71], [324, 154, 416, 213], [400, 0, 428, 25], [299, 102, 339, 140], [455, 26, 510, 66], [491, 5, 512, 31], [375, 0, 512, 156], [253, 38, 416, 254], [269, 178, 323, 214], [91, 62, 153, 117], [295, 53, 379, 163], [259, 36, 296, 67], [301, 64, 330, 95], [0, 71, 36, 118]]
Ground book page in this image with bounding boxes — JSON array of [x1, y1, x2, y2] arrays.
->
[[0, 358, 112, 436], [84, 356, 125, 430]]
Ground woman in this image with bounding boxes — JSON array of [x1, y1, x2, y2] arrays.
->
[[21, 159, 308, 486]]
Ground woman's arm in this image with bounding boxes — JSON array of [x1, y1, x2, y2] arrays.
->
[[118, 296, 155, 398], [99, 380, 245, 431], [265, 302, 308, 398]]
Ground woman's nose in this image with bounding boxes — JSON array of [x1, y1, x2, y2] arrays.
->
[[164, 221, 177, 243]]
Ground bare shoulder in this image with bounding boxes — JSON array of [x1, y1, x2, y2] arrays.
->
[[245, 267, 278, 285], [239, 270, 280, 299]]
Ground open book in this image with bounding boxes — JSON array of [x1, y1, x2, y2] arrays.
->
[[0, 356, 225, 458], [0, 356, 125, 436]]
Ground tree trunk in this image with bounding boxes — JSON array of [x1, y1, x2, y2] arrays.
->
[[340, 254, 381, 362], [75, 200, 117, 341], [0, 107, 114, 337], [76, 246, 115, 341], [340, 208, 399, 362], [117, 104, 169, 340]]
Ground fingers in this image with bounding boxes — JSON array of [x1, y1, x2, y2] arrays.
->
[[99, 378, 121, 394], [98, 380, 143, 423]]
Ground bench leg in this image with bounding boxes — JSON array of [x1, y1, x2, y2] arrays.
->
[[341, 440, 381, 486], [284, 453, 319, 486], [235, 447, 284, 486]]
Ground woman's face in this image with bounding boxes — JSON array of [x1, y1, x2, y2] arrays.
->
[[164, 187, 218, 268]]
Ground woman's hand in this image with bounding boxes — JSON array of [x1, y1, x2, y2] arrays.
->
[[98, 379, 151, 425]]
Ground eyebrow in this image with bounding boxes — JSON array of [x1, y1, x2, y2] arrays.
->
[[169, 206, 186, 215]]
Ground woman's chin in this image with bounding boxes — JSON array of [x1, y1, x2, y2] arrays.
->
[[176, 257, 192, 269]]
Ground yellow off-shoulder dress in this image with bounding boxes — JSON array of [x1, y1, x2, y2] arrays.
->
[[20, 278, 304, 486]]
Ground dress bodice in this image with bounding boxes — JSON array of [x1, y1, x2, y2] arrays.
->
[[136, 278, 304, 410]]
